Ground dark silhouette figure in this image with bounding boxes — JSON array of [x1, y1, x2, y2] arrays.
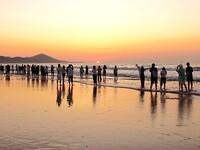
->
[[92, 66, 97, 86], [103, 65, 107, 79], [62, 65, 66, 82], [80, 66, 84, 78], [97, 66, 102, 83], [149, 63, 158, 90], [51, 65, 54, 79], [136, 64, 148, 88], [186, 62, 193, 90], [57, 64, 62, 85], [85, 65, 89, 77], [67, 64, 74, 86], [160, 67, 167, 90], [113, 65, 118, 81]]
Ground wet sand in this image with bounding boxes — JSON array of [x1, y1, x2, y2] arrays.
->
[[0, 76, 200, 150]]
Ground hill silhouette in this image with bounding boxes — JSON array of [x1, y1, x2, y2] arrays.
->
[[0, 54, 66, 63]]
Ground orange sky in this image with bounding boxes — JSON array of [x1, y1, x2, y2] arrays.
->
[[0, 0, 200, 63]]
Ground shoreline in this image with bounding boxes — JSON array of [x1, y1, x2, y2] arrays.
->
[[0, 75, 200, 149], [1, 73, 200, 97]]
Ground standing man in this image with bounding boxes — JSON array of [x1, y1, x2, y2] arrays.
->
[[186, 62, 193, 90], [149, 63, 158, 91]]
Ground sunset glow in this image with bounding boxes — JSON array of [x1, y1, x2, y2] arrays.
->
[[0, 0, 200, 62]]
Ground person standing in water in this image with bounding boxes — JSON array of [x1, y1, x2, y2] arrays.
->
[[149, 63, 158, 90], [57, 64, 62, 85], [97, 66, 102, 83], [103, 65, 107, 79], [136, 64, 149, 88], [92, 66, 97, 86], [67, 64, 74, 86], [62, 65, 66, 82], [80, 66, 84, 78], [113, 65, 118, 80], [186, 62, 193, 90], [85, 65, 89, 77], [176, 64, 187, 92], [160, 67, 167, 90]]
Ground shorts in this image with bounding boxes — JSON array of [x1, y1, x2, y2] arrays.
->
[[151, 77, 158, 84], [186, 75, 193, 82], [160, 77, 166, 85]]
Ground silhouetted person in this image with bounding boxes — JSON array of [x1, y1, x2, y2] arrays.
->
[[27, 65, 31, 78], [113, 65, 118, 81], [80, 66, 84, 78], [57, 64, 62, 85], [97, 66, 102, 83], [186, 62, 193, 90], [5, 65, 11, 77], [85, 65, 89, 77], [149, 63, 158, 90], [136, 64, 148, 88], [160, 67, 167, 90], [67, 64, 74, 86], [176, 64, 187, 92], [51, 65, 54, 78], [92, 66, 97, 86], [103, 65, 107, 79], [62, 65, 66, 82]]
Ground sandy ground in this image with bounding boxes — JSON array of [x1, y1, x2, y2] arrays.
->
[[0, 76, 200, 150]]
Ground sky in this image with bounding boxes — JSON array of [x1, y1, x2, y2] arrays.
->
[[0, 0, 200, 63]]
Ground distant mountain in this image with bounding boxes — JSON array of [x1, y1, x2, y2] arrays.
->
[[0, 54, 66, 63]]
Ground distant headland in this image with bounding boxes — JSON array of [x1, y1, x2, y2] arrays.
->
[[0, 54, 67, 63]]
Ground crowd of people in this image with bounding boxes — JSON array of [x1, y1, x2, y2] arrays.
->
[[0, 62, 193, 92]]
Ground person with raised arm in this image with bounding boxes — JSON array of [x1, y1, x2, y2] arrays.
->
[[136, 64, 148, 88], [176, 64, 187, 92]]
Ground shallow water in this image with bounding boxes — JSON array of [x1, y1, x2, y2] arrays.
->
[[0, 76, 200, 149]]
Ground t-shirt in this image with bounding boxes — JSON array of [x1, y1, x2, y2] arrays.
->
[[68, 67, 73, 76], [186, 66, 193, 76], [150, 67, 158, 78], [160, 70, 167, 78]]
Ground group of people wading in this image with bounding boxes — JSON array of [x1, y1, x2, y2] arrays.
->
[[136, 62, 193, 92]]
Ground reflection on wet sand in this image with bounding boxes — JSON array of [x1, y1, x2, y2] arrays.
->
[[178, 93, 193, 126], [160, 91, 166, 113], [0, 76, 200, 149], [140, 90, 145, 103], [93, 85, 97, 105], [56, 85, 62, 107], [150, 92, 158, 122], [67, 85, 73, 107]]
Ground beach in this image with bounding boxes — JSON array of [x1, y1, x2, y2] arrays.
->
[[0, 75, 200, 150]]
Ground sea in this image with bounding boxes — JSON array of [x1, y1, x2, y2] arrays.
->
[[1, 62, 200, 96]]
